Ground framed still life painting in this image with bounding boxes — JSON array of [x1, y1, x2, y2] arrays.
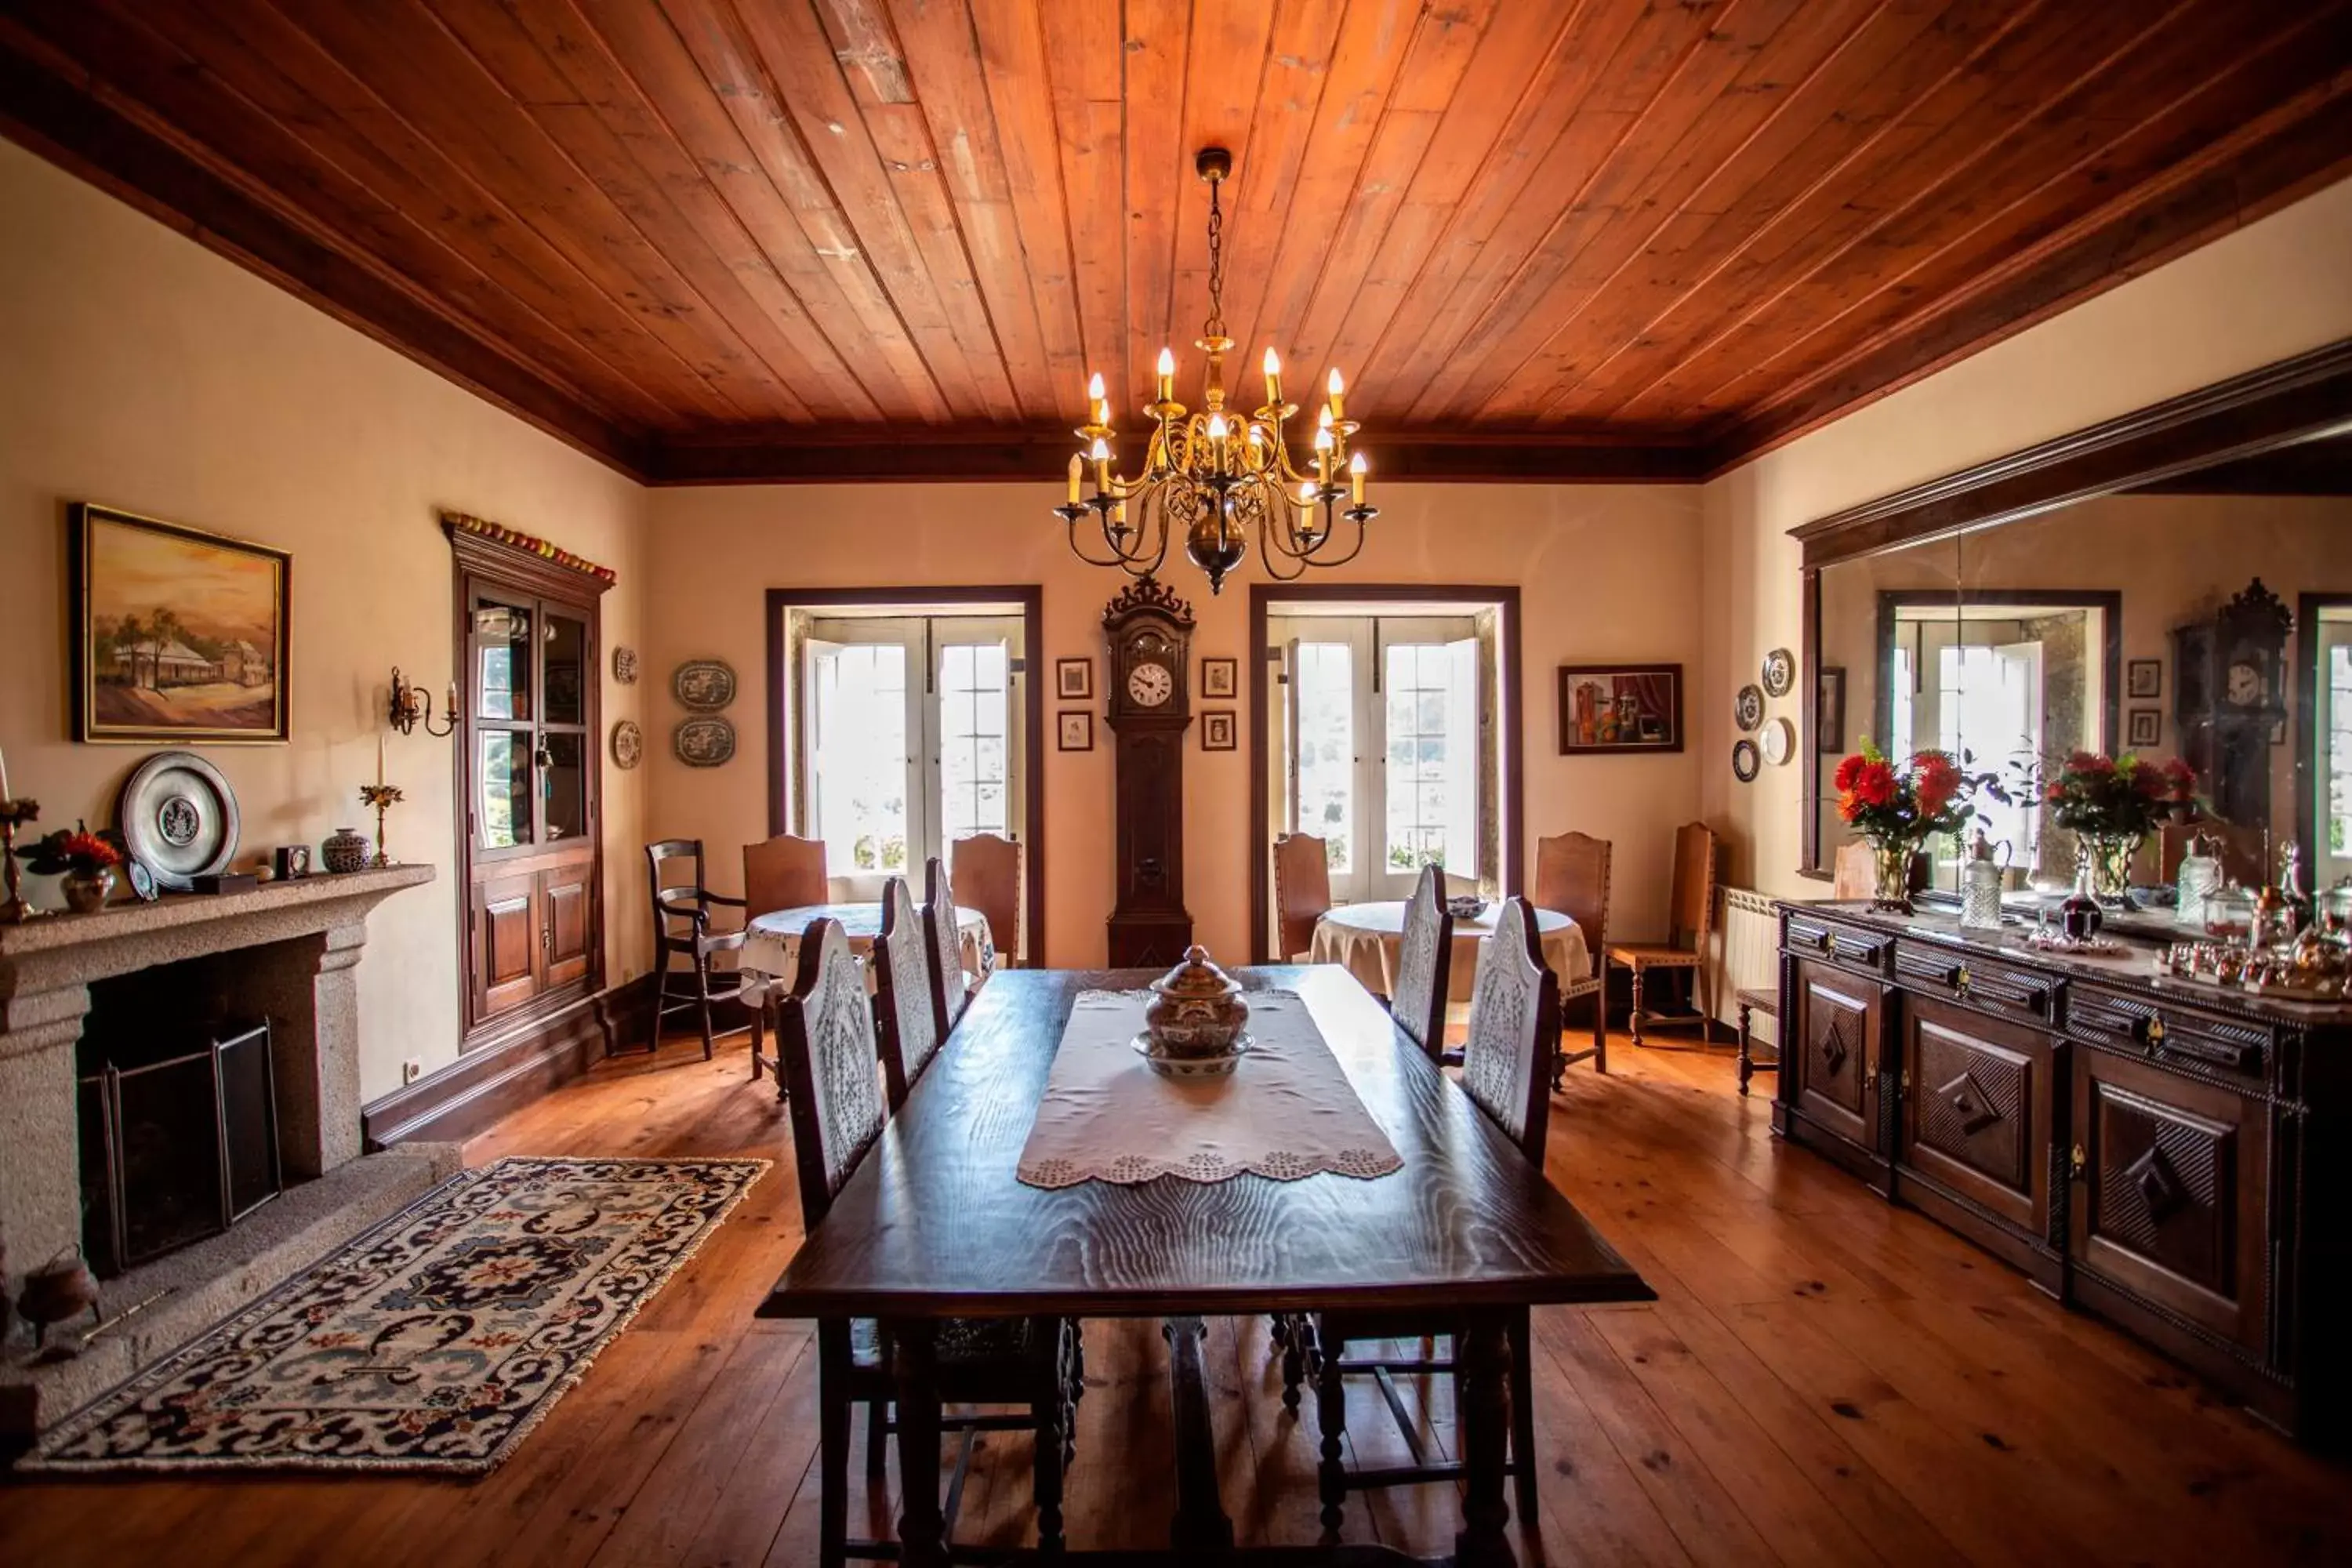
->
[[70, 503, 292, 743], [1558, 663, 1683, 754]]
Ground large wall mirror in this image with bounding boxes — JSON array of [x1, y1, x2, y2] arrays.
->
[[1798, 341, 2352, 902]]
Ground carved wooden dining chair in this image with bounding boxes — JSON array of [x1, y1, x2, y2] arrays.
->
[[872, 877, 943, 1109], [949, 832, 1021, 972], [1273, 832, 1333, 963], [744, 832, 829, 916], [1534, 829, 1613, 1082], [776, 917, 1079, 1568], [922, 856, 973, 1041], [643, 839, 761, 1063], [1605, 821, 1719, 1048], [1389, 863, 1454, 1060], [1295, 898, 1559, 1534]]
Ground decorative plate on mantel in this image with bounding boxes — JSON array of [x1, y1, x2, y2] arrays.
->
[[117, 750, 239, 891]]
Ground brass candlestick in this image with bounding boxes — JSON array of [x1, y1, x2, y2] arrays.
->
[[358, 783, 403, 869], [0, 797, 44, 924]]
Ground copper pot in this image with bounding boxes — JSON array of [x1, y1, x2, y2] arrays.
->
[[1143, 946, 1251, 1058], [20, 1246, 100, 1347]]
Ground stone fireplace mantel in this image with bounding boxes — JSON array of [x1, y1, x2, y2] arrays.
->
[[2, 864, 438, 1434]]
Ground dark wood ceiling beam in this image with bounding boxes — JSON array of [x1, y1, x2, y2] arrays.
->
[[647, 425, 1708, 485], [0, 23, 649, 476]]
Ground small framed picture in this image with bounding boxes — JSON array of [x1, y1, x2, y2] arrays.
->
[[1055, 657, 1093, 700], [1057, 710, 1093, 751], [1201, 710, 1236, 751], [2128, 708, 2161, 748], [2127, 659, 2162, 699], [2271, 717, 2288, 746], [1817, 666, 1846, 753], [1558, 663, 1682, 754], [1201, 657, 1238, 699]]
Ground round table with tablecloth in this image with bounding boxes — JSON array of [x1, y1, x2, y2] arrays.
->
[[741, 902, 993, 994], [1308, 900, 1588, 1002]]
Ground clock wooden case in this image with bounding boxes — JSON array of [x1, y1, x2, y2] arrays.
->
[[2173, 577, 2291, 827], [1102, 576, 1195, 967]]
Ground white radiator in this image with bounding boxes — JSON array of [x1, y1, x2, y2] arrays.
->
[[1711, 887, 1780, 1044]]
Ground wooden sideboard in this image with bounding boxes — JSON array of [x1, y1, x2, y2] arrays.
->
[[1773, 901, 2350, 1442]]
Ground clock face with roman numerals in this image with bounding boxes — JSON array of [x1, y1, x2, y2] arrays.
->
[[1126, 660, 1173, 708]]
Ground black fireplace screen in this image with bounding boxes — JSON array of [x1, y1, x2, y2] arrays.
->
[[78, 1021, 281, 1276]]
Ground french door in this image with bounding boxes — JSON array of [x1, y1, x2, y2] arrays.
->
[[803, 615, 1026, 898], [1269, 614, 1480, 904]]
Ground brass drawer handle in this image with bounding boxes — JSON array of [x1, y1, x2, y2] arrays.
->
[[2070, 1143, 2087, 1180], [1824, 932, 1838, 956], [2145, 1017, 2167, 1047], [1954, 965, 1971, 993]]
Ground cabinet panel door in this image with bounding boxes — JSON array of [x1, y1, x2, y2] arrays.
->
[[1900, 997, 2049, 1235], [2071, 1048, 2267, 1352], [1791, 958, 1881, 1150], [477, 871, 539, 1018], [541, 858, 593, 991]]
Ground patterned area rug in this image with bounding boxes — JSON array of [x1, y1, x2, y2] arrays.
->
[[25, 1155, 768, 1475]]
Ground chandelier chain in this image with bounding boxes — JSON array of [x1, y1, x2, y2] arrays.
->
[[1203, 177, 1226, 340]]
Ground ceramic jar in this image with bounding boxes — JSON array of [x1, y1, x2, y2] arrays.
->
[[60, 866, 114, 914], [1142, 946, 1251, 1059], [322, 827, 371, 874]]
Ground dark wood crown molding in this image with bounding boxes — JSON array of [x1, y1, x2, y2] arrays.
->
[[1788, 336, 2352, 570]]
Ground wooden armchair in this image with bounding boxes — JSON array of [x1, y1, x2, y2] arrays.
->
[[950, 833, 1022, 971], [1272, 833, 1333, 964], [1535, 830, 1612, 1082], [1605, 821, 1719, 1048], [644, 838, 762, 1061], [738, 833, 827, 1093]]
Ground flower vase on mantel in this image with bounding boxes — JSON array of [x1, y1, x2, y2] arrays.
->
[[322, 827, 371, 874]]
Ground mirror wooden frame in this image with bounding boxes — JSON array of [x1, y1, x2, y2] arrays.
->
[[1791, 338, 2352, 879]]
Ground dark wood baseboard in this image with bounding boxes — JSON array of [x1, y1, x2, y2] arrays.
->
[[362, 975, 652, 1150]]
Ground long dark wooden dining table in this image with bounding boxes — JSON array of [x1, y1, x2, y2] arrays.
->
[[758, 965, 1653, 1567]]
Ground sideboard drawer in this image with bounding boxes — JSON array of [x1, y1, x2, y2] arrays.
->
[[1893, 939, 2061, 1027], [2069, 982, 2269, 1079], [1783, 913, 1892, 978]]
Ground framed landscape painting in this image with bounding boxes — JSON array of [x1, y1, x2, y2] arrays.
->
[[71, 503, 292, 743], [1557, 663, 1683, 754]]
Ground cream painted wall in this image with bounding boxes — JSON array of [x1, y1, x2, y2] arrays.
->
[[642, 481, 1702, 960], [0, 140, 649, 1103], [1701, 174, 2352, 896]]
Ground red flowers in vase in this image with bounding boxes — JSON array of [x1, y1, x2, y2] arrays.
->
[[2044, 750, 2193, 839], [1833, 741, 1977, 844]]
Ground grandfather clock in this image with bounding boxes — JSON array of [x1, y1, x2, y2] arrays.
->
[[2174, 577, 2292, 827], [1103, 577, 1195, 967]]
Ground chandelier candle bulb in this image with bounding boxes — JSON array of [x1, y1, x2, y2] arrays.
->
[[1067, 453, 1083, 505], [1327, 367, 1345, 421], [1156, 347, 1175, 404], [1349, 451, 1367, 506], [1264, 347, 1282, 406], [1090, 437, 1112, 491], [1315, 424, 1334, 482]]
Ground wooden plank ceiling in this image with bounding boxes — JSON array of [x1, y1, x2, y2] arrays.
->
[[3, 0, 2350, 483]]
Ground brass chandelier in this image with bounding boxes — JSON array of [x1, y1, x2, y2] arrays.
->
[[1056, 147, 1374, 596]]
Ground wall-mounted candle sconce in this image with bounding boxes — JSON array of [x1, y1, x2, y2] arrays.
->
[[388, 667, 458, 738]]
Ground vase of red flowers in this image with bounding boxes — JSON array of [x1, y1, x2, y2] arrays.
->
[[2044, 751, 2194, 902], [22, 822, 124, 913], [1831, 741, 1976, 913]]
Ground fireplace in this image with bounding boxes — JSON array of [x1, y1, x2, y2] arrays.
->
[[77, 1020, 281, 1276]]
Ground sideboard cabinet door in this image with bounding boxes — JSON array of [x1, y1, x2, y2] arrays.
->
[[1789, 957, 1883, 1152], [1899, 996, 2053, 1237], [2070, 1047, 2268, 1354]]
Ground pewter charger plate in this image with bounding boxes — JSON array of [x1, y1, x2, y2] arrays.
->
[[118, 750, 239, 891]]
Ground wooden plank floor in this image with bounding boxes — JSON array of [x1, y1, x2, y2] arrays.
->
[[5, 1025, 2350, 1566]]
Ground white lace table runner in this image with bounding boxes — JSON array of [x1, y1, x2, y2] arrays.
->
[[1015, 989, 1403, 1189]]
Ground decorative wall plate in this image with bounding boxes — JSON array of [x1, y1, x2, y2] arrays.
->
[[672, 659, 736, 711], [1731, 739, 1761, 783], [117, 750, 239, 891], [1760, 647, 1796, 697], [1760, 716, 1795, 767], [612, 645, 639, 685], [1734, 684, 1764, 731], [611, 719, 644, 769], [673, 716, 736, 768]]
